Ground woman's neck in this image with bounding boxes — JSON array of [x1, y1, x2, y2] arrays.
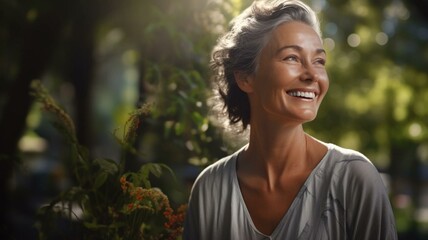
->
[[240, 122, 311, 188]]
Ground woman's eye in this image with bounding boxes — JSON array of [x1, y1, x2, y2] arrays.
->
[[283, 56, 298, 62], [315, 58, 326, 66]]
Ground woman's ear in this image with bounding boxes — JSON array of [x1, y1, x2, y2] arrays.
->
[[234, 71, 254, 93]]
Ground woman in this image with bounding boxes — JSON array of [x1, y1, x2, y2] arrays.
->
[[183, 0, 397, 239]]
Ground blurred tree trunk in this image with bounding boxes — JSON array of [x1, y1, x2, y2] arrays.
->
[[67, 3, 97, 149], [0, 9, 64, 238], [66, 0, 119, 150]]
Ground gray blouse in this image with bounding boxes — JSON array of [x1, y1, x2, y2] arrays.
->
[[183, 143, 398, 240]]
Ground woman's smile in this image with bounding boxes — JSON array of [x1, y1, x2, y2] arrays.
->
[[286, 89, 318, 100]]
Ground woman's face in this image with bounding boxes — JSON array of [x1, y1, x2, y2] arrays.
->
[[245, 21, 329, 125]]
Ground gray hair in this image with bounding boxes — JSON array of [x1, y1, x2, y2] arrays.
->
[[211, 0, 321, 130]]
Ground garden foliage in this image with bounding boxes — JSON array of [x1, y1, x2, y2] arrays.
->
[[31, 80, 185, 240]]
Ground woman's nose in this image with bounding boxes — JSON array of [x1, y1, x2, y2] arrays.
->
[[299, 64, 318, 82]]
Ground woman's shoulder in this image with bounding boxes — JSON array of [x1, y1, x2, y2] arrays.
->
[[320, 146, 397, 240], [191, 146, 243, 189], [325, 143, 379, 174], [326, 143, 370, 163], [325, 144, 385, 188], [195, 154, 235, 182]]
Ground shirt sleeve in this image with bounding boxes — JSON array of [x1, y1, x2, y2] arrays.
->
[[341, 159, 398, 240], [182, 155, 235, 240]]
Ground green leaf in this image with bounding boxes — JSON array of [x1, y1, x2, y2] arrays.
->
[[93, 172, 108, 189], [149, 163, 162, 178], [95, 158, 119, 175], [138, 163, 176, 186], [142, 178, 151, 189]]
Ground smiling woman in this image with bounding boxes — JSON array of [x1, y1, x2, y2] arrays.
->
[[183, 0, 398, 239]]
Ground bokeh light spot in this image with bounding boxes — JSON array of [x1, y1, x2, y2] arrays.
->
[[347, 33, 361, 47], [375, 32, 389, 45]]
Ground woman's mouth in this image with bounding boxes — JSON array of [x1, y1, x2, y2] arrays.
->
[[286, 90, 316, 100]]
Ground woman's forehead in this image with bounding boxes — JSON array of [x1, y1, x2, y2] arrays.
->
[[264, 21, 323, 53]]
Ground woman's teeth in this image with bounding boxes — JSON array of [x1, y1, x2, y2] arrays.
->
[[287, 91, 315, 99]]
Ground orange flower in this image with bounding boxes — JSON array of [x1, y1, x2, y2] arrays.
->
[[120, 176, 126, 184], [136, 189, 143, 201], [128, 203, 134, 211], [163, 204, 187, 239], [120, 176, 128, 192]]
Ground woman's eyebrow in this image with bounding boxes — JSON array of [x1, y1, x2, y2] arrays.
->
[[276, 45, 326, 55]]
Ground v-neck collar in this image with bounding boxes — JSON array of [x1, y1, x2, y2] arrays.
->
[[231, 143, 333, 238]]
